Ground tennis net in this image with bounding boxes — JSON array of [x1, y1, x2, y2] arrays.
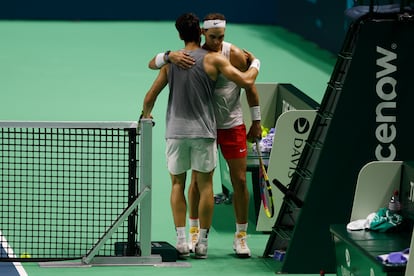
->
[[0, 121, 147, 262]]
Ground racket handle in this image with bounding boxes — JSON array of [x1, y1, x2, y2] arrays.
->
[[272, 178, 304, 208]]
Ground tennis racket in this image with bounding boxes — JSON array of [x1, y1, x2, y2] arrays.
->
[[255, 139, 275, 218]]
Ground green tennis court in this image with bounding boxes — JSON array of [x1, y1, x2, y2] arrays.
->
[[0, 20, 336, 276]]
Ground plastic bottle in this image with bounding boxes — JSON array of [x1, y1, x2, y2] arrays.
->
[[388, 190, 401, 214]]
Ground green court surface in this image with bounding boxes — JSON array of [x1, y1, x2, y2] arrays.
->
[[0, 20, 336, 276]]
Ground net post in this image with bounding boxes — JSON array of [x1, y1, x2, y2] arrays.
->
[[127, 127, 138, 256], [139, 119, 153, 257]]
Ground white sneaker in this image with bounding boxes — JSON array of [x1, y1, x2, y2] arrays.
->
[[233, 231, 251, 258], [188, 227, 199, 253], [176, 240, 190, 258], [195, 238, 208, 259]]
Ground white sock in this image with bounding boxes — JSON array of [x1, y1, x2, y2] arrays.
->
[[189, 218, 199, 229], [199, 228, 209, 244], [236, 223, 248, 233], [176, 227, 186, 243]]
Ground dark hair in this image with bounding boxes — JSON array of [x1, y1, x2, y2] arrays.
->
[[203, 13, 226, 21], [175, 13, 201, 44]]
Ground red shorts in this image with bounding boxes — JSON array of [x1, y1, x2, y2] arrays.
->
[[217, 124, 247, 160]]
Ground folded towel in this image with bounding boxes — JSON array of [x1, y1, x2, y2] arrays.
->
[[347, 208, 402, 232]]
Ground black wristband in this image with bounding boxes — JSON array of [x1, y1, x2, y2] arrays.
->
[[165, 50, 171, 63]]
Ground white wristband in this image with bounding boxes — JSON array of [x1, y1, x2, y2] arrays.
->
[[249, 59, 260, 72], [250, 106, 261, 121], [155, 52, 166, 68]]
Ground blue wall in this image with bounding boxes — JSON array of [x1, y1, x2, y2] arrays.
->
[[0, 1, 362, 54], [275, 0, 350, 54], [0, 0, 278, 24]]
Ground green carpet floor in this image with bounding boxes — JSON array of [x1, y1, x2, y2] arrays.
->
[[0, 20, 336, 276]]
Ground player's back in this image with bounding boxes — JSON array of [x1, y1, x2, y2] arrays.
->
[[166, 48, 217, 139]]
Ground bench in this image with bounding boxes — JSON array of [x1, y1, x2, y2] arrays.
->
[[330, 161, 414, 276], [330, 224, 411, 276]]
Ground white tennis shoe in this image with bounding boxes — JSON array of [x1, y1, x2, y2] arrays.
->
[[176, 239, 190, 258], [233, 231, 251, 258], [195, 238, 208, 259]]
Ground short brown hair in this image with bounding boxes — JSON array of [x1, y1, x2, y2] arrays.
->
[[203, 13, 226, 22], [175, 13, 201, 44]]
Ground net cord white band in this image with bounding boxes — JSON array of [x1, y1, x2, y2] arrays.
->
[[0, 121, 138, 129]]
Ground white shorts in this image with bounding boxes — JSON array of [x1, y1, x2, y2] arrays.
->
[[166, 138, 217, 175]]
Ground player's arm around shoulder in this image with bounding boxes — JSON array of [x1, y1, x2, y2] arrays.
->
[[229, 44, 249, 72], [203, 51, 224, 81], [205, 50, 259, 89], [148, 50, 195, 70]]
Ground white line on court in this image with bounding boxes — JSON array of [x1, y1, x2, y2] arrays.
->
[[0, 230, 28, 276]]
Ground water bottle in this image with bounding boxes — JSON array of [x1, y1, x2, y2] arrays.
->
[[388, 190, 401, 214]]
